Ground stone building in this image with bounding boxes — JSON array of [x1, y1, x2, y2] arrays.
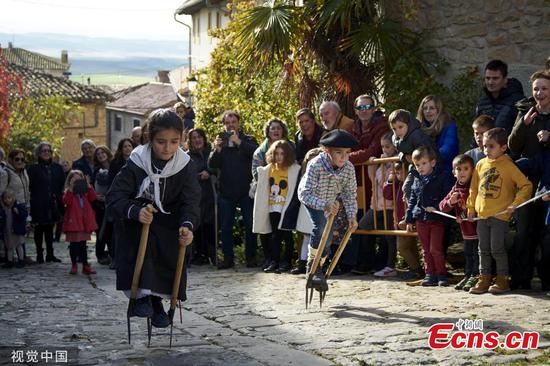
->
[[413, 0, 550, 89], [7, 62, 110, 162], [1, 43, 70, 78]]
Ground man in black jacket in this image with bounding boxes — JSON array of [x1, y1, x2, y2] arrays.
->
[[208, 110, 259, 269], [475, 59, 525, 136]]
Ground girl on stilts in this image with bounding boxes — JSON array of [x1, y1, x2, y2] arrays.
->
[[107, 109, 201, 328]]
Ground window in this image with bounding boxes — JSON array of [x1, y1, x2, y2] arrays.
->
[[216, 12, 221, 29], [133, 118, 141, 127], [114, 115, 122, 131]]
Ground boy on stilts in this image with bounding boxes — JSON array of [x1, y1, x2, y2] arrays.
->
[[298, 129, 359, 292]]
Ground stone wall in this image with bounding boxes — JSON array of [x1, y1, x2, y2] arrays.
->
[[60, 102, 107, 162], [413, 0, 550, 91]]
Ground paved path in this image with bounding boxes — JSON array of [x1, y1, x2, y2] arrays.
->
[[0, 241, 549, 365]]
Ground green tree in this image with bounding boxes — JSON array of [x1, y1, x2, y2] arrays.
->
[[194, 26, 300, 142], [5, 96, 81, 162]]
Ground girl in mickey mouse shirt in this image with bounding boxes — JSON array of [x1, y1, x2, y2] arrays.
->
[[253, 140, 301, 274]]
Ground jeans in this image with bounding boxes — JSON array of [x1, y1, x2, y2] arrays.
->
[[477, 217, 509, 275], [305, 207, 334, 257], [219, 195, 257, 259]]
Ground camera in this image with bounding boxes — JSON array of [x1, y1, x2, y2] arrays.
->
[[217, 131, 233, 147], [73, 178, 88, 195]]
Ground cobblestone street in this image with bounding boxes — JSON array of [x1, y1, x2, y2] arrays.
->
[[1, 241, 549, 365]]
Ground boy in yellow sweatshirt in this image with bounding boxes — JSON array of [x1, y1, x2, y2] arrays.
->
[[467, 128, 532, 294]]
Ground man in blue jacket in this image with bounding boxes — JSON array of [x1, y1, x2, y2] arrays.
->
[[208, 110, 259, 269]]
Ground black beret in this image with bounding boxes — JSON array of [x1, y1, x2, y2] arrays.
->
[[319, 129, 359, 149]]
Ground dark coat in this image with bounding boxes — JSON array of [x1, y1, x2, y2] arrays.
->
[[106, 158, 201, 300], [516, 150, 550, 196], [475, 77, 525, 135], [62, 188, 98, 233], [0, 202, 28, 238], [295, 123, 323, 164], [72, 156, 94, 178], [108, 157, 126, 186], [405, 167, 455, 224], [27, 161, 65, 224], [188, 144, 215, 224], [508, 98, 550, 158], [208, 130, 258, 201], [392, 117, 435, 160]]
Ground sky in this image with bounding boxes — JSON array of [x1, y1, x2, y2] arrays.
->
[[1, 0, 191, 40]]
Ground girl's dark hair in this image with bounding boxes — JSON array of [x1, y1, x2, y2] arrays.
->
[[114, 138, 135, 161], [188, 128, 208, 149], [93, 145, 113, 167], [147, 109, 184, 141]]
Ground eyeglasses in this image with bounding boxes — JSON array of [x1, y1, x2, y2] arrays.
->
[[14, 157, 25, 162], [40, 149, 52, 153], [355, 104, 375, 111]]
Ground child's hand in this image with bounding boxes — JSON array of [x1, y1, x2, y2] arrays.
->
[[368, 156, 376, 162], [456, 217, 463, 224], [324, 201, 340, 216], [138, 206, 158, 224], [449, 192, 460, 205], [542, 193, 550, 201], [387, 172, 395, 182], [13, 207, 19, 215], [425, 206, 436, 213], [398, 220, 406, 230], [467, 212, 476, 222], [505, 205, 516, 214], [406, 223, 415, 232], [179, 227, 193, 246], [348, 218, 358, 231]]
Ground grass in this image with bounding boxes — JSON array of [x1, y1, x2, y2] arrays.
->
[[69, 74, 154, 87]]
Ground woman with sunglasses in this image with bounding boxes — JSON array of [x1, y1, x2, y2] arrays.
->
[[345, 94, 391, 275], [5, 148, 33, 264], [27, 142, 65, 263]]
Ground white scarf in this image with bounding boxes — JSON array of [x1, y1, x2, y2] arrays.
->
[[129, 144, 190, 213]]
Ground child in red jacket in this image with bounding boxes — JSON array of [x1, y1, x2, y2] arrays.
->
[[63, 170, 98, 275], [439, 155, 479, 291]]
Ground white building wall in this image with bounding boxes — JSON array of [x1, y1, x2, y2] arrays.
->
[[192, 7, 230, 70]]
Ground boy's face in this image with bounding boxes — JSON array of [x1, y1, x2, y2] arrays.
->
[[326, 147, 351, 168], [413, 157, 436, 176], [2, 194, 15, 206], [473, 124, 490, 149], [453, 163, 474, 184], [391, 121, 408, 139], [483, 137, 507, 159]]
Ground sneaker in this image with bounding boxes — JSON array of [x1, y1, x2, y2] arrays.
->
[[454, 276, 470, 290], [438, 275, 449, 287], [401, 269, 423, 280], [462, 276, 478, 292], [421, 275, 438, 287], [151, 296, 170, 328], [278, 262, 290, 273], [82, 263, 97, 275], [69, 263, 78, 275], [132, 296, 153, 318], [374, 267, 397, 277], [263, 261, 280, 274]]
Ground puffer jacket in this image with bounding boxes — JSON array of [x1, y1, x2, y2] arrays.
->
[[475, 77, 525, 135], [392, 117, 435, 160]]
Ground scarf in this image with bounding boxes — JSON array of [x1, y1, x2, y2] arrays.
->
[[129, 144, 190, 213]]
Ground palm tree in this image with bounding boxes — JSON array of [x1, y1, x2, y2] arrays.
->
[[231, 0, 420, 115]]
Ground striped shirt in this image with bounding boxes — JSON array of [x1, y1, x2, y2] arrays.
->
[[298, 152, 357, 220]]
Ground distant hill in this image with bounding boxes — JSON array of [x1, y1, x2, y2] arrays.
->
[[0, 32, 189, 78]]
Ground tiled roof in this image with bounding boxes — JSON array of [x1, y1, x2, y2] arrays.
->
[[175, 0, 226, 15], [107, 82, 178, 116], [2, 47, 69, 71], [7, 62, 110, 103]]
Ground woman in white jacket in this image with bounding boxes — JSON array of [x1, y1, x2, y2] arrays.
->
[[253, 140, 300, 273]]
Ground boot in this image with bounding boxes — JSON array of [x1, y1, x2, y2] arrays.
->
[[217, 256, 234, 270], [82, 263, 96, 275], [488, 275, 510, 294], [469, 274, 492, 294], [151, 296, 170, 328], [46, 244, 61, 263], [2, 260, 14, 269], [69, 263, 78, 275]]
